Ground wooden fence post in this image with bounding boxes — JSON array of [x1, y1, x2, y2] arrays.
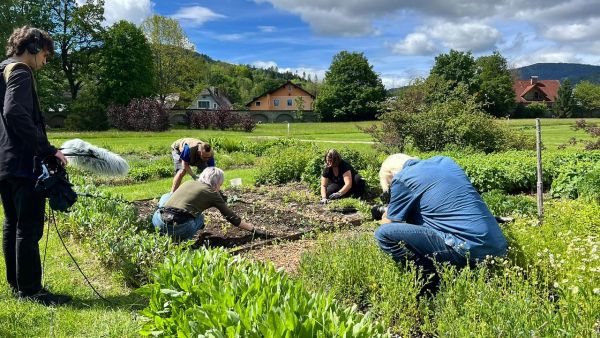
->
[[536, 118, 544, 225]]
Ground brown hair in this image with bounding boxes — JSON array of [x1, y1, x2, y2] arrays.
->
[[325, 149, 341, 167], [6, 26, 54, 57]]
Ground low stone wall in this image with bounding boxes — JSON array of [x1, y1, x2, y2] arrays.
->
[[169, 109, 318, 125]]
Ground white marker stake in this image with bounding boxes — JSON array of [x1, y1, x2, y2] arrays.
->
[[287, 122, 290, 136]]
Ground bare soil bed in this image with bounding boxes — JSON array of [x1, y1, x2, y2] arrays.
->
[[133, 183, 366, 251]]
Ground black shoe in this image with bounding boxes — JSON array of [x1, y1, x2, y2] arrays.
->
[[19, 288, 72, 306]]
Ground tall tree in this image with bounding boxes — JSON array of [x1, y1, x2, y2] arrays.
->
[[141, 15, 197, 105], [47, 0, 105, 100], [475, 51, 516, 117], [1, 0, 54, 57], [573, 81, 600, 116], [554, 79, 576, 118], [98, 21, 155, 105], [430, 49, 479, 95], [314, 51, 386, 121]]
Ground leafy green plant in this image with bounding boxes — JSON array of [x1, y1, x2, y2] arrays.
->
[[481, 190, 537, 217], [255, 144, 316, 185], [139, 248, 389, 337], [298, 234, 422, 336]]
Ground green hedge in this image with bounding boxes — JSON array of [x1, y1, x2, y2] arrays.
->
[[139, 248, 389, 337]]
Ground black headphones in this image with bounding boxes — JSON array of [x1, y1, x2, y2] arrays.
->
[[25, 29, 42, 55]]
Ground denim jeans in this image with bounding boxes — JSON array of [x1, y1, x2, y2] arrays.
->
[[374, 222, 467, 275], [152, 193, 205, 241]]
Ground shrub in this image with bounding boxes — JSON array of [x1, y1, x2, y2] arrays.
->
[[255, 144, 316, 185], [107, 98, 169, 131], [187, 109, 256, 132], [64, 87, 109, 131], [369, 93, 534, 153], [572, 119, 600, 150], [577, 163, 600, 202], [139, 248, 388, 337]]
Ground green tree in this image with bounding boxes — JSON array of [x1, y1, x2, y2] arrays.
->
[[314, 51, 386, 121], [98, 21, 155, 106], [141, 15, 197, 105], [475, 51, 516, 117], [573, 81, 600, 116], [554, 79, 576, 118], [47, 0, 105, 100], [430, 49, 479, 95]]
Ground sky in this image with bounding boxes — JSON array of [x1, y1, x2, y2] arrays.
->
[[102, 0, 600, 88]]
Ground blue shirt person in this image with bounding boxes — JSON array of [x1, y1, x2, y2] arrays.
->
[[374, 155, 507, 295]]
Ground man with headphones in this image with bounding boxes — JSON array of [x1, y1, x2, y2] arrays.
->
[[0, 26, 70, 305]]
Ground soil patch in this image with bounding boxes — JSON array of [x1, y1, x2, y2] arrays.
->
[[133, 183, 367, 251]]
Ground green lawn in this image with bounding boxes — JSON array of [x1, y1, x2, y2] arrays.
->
[[0, 210, 141, 337]]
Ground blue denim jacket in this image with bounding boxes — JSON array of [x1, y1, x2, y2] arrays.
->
[[387, 156, 507, 259]]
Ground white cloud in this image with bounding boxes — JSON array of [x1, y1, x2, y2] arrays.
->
[[252, 60, 279, 69], [392, 33, 437, 55], [258, 25, 277, 33], [512, 50, 582, 67], [103, 0, 153, 25], [171, 6, 225, 26], [380, 75, 411, 89], [429, 22, 501, 52], [216, 34, 244, 41], [543, 18, 600, 42]]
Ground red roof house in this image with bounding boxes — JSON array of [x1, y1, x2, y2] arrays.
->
[[513, 76, 560, 107]]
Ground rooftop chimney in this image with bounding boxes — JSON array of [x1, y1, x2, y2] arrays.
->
[[530, 76, 538, 85]]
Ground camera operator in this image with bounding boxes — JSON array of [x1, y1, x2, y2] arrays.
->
[[373, 153, 508, 296], [0, 27, 70, 305]]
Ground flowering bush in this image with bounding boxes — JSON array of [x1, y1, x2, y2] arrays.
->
[[107, 98, 170, 131], [187, 108, 256, 132]]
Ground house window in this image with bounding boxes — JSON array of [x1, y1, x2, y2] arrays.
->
[[255, 101, 261, 107], [213, 103, 217, 108], [287, 99, 293, 106], [274, 99, 280, 107], [534, 91, 540, 100], [287, 84, 293, 91], [198, 101, 210, 109]]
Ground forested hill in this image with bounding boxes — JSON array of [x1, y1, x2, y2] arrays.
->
[[515, 63, 600, 84]]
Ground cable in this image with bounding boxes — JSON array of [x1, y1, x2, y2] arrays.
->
[[48, 209, 113, 305], [41, 209, 51, 286]]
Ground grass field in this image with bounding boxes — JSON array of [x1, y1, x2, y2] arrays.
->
[[0, 118, 598, 337]]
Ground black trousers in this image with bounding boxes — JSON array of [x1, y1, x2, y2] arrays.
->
[[326, 174, 366, 199], [0, 178, 45, 295]]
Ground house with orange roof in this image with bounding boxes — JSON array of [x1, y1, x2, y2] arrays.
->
[[513, 76, 560, 108], [246, 80, 315, 111]]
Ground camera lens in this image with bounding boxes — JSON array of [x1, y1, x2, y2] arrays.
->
[[371, 205, 385, 221]]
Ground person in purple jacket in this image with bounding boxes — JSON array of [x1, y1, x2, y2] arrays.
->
[[0, 27, 71, 305], [375, 154, 508, 296]]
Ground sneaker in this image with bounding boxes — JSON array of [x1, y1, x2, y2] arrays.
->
[[19, 288, 72, 306]]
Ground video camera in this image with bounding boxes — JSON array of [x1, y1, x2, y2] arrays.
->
[[370, 190, 390, 221]]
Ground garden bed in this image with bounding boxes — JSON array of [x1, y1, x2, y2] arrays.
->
[[133, 183, 366, 250]]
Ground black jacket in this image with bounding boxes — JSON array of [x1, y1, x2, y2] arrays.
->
[[0, 59, 55, 180]]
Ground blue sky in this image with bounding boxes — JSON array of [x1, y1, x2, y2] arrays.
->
[[102, 0, 600, 88]]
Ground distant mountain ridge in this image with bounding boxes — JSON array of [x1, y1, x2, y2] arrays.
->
[[515, 63, 600, 84]]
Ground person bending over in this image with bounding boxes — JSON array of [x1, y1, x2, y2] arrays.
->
[[171, 137, 215, 192], [374, 154, 508, 295], [320, 149, 366, 203], [153, 167, 267, 241]]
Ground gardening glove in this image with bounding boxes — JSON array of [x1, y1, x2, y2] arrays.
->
[[328, 192, 342, 200], [319, 198, 329, 204], [252, 228, 270, 239]]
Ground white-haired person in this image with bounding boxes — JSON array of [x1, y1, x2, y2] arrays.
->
[[374, 154, 508, 295], [320, 149, 366, 203], [153, 167, 267, 241]]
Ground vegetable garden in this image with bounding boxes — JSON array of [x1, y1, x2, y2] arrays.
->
[[0, 120, 598, 337]]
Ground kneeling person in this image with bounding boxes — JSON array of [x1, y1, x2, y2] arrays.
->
[[320, 149, 366, 203], [374, 154, 508, 294], [153, 167, 263, 241]]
